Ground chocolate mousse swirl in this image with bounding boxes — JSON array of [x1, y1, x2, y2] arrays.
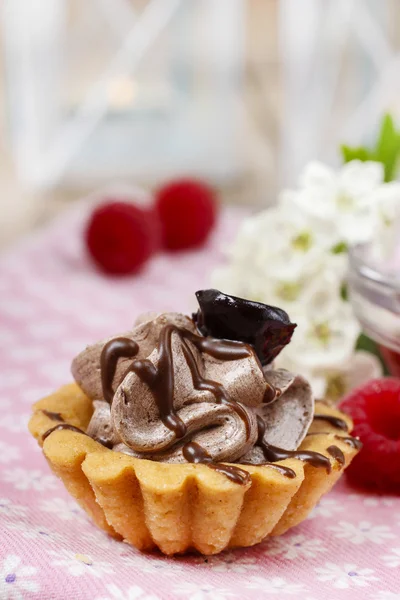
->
[[141, 325, 253, 438], [72, 296, 331, 485], [101, 326, 257, 438], [110, 325, 261, 462], [99, 325, 260, 484]]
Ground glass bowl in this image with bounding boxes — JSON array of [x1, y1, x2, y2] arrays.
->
[[348, 242, 400, 377]]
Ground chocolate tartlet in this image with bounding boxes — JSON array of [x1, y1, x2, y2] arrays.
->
[[29, 291, 361, 555]]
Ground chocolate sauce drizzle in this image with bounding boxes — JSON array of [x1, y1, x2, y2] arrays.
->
[[41, 410, 64, 422], [263, 463, 297, 478], [100, 326, 267, 483], [314, 414, 349, 431], [125, 326, 187, 438], [327, 445, 345, 468], [335, 435, 363, 450], [255, 416, 331, 473], [240, 458, 297, 479], [98, 325, 330, 484], [306, 432, 363, 452], [42, 423, 113, 449], [100, 327, 261, 440], [180, 338, 252, 437], [42, 423, 87, 441], [101, 337, 139, 404], [183, 442, 251, 485]]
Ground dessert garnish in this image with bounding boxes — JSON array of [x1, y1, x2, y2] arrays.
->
[[340, 378, 400, 491], [194, 289, 296, 365], [313, 414, 349, 431], [251, 415, 331, 471], [85, 201, 159, 275], [29, 286, 366, 555], [155, 179, 217, 251], [44, 291, 349, 484]]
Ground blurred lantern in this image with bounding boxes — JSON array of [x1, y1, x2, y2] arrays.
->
[[4, 0, 400, 200], [279, 0, 400, 186], [1, 0, 244, 190]]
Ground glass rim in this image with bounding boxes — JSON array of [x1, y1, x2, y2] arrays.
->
[[348, 243, 400, 293]]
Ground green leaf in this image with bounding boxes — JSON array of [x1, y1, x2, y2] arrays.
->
[[340, 113, 400, 181], [340, 145, 371, 164], [356, 332, 390, 375], [373, 113, 400, 182]]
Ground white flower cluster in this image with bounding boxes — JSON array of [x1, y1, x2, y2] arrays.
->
[[213, 160, 400, 399]]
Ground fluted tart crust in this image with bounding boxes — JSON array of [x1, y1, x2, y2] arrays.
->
[[28, 383, 360, 555]]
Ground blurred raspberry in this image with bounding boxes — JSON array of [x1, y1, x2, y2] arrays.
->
[[340, 377, 400, 491], [155, 179, 217, 251], [85, 201, 158, 275]]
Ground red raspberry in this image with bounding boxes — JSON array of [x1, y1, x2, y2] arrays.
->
[[85, 201, 158, 275], [340, 378, 400, 491], [155, 179, 217, 251]]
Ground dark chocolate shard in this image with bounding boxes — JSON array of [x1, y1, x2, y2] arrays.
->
[[194, 289, 296, 365]]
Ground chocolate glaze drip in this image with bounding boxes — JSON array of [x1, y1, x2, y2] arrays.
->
[[186, 330, 275, 402], [256, 416, 331, 473], [335, 435, 363, 450], [41, 410, 64, 422], [105, 325, 265, 440], [126, 326, 187, 437], [180, 339, 252, 437], [42, 423, 113, 449], [240, 460, 296, 479], [180, 328, 276, 407], [263, 463, 296, 478], [260, 443, 332, 473], [306, 433, 363, 453], [42, 423, 87, 441], [314, 414, 349, 432], [101, 337, 139, 404], [183, 441, 251, 485], [327, 445, 345, 468], [98, 324, 305, 484], [182, 329, 253, 361]]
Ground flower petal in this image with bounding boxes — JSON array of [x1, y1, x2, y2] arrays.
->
[[339, 160, 384, 198], [299, 161, 337, 190]]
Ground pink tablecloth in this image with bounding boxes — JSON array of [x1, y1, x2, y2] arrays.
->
[[1, 205, 399, 600]]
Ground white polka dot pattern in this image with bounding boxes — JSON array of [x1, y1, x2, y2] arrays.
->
[[0, 205, 399, 599]]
